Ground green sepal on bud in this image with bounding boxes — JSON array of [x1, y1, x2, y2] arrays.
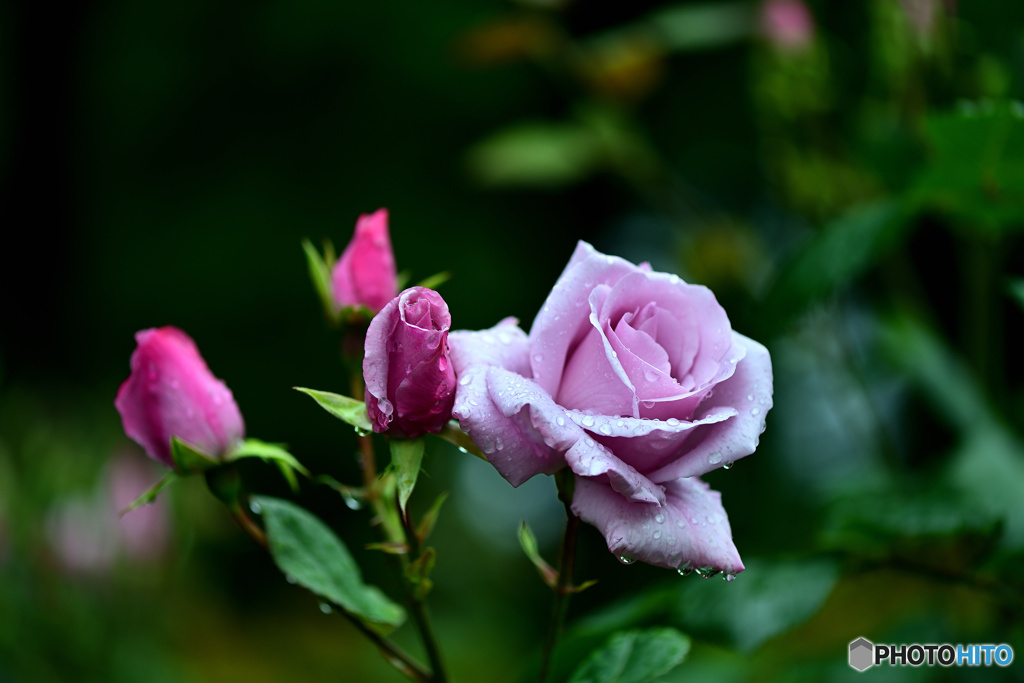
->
[[171, 436, 220, 473], [302, 238, 339, 325], [227, 438, 310, 492], [295, 387, 372, 434], [119, 471, 179, 517]]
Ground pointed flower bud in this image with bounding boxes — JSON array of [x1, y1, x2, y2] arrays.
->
[[760, 0, 814, 52], [115, 327, 245, 469], [331, 208, 398, 314], [363, 287, 456, 437]]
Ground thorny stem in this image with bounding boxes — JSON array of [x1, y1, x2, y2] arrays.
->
[[399, 495, 449, 683], [539, 470, 580, 683]]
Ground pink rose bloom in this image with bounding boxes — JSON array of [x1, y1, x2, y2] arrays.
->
[[332, 208, 398, 313], [364, 286, 456, 437], [760, 0, 814, 52], [449, 242, 772, 575], [115, 326, 245, 469]]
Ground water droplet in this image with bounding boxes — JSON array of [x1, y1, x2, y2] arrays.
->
[[677, 561, 693, 576], [676, 519, 685, 528], [355, 426, 370, 437], [285, 574, 298, 584], [438, 356, 448, 371], [534, 354, 543, 363], [751, 407, 760, 416], [695, 566, 720, 579], [641, 400, 656, 409], [457, 446, 468, 454], [459, 374, 472, 386], [708, 452, 722, 465], [724, 573, 737, 582], [342, 493, 362, 510], [599, 424, 612, 435], [666, 418, 679, 426], [618, 555, 636, 565], [747, 394, 754, 401], [581, 415, 595, 427], [556, 416, 565, 426], [654, 513, 665, 524], [495, 438, 504, 451], [249, 501, 262, 514], [643, 367, 659, 382], [653, 530, 662, 540], [722, 461, 734, 470], [319, 601, 333, 614]]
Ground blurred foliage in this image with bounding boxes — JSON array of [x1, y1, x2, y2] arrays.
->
[[3, 0, 1024, 681]]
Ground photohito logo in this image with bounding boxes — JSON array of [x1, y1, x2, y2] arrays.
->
[[849, 637, 1014, 671]]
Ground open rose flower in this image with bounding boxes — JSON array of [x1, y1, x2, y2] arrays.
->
[[115, 326, 245, 469], [332, 208, 398, 314], [364, 286, 456, 437], [449, 242, 772, 575]]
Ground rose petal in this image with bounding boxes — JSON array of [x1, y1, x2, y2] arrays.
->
[[449, 318, 532, 378], [529, 242, 641, 396], [556, 325, 634, 416], [572, 475, 744, 573], [565, 407, 736, 474], [646, 332, 773, 482]]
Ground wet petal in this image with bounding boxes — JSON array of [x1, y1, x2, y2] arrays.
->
[[646, 333, 773, 483], [572, 475, 744, 574]]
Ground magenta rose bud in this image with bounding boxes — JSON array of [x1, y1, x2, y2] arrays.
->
[[115, 327, 245, 469], [363, 287, 456, 437], [760, 0, 814, 51], [331, 208, 398, 314], [450, 242, 773, 575]]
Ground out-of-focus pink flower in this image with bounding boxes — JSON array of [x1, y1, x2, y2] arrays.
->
[[364, 287, 456, 437], [761, 0, 814, 52], [449, 242, 772, 575], [115, 327, 245, 469], [331, 209, 398, 314]]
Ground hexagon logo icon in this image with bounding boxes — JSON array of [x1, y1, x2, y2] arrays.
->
[[849, 637, 874, 672]]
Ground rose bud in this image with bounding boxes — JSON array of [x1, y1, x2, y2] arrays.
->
[[760, 0, 814, 52], [363, 287, 456, 437], [450, 242, 772, 575], [331, 208, 399, 314], [115, 326, 245, 469]]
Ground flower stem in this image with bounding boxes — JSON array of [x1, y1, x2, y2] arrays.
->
[[539, 470, 580, 683], [399, 493, 449, 683]]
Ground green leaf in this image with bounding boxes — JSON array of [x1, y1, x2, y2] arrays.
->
[[646, 2, 752, 52], [671, 557, 838, 653], [415, 270, 452, 291], [302, 238, 339, 323], [416, 491, 448, 543], [914, 100, 1024, 232], [765, 200, 909, 329], [518, 521, 558, 589], [119, 471, 178, 517], [295, 387, 372, 433], [228, 438, 310, 491], [251, 495, 406, 631], [170, 436, 219, 473], [404, 547, 437, 600], [568, 628, 691, 683], [1009, 278, 1024, 312], [389, 438, 425, 515], [467, 122, 601, 188]]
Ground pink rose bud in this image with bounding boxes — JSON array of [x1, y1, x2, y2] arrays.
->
[[363, 287, 456, 437], [760, 0, 814, 51], [115, 327, 245, 469], [331, 208, 399, 314]]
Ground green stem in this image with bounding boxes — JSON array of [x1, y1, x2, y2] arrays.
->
[[399, 493, 449, 683], [339, 610, 434, 683], [539, 470, 580, 683]]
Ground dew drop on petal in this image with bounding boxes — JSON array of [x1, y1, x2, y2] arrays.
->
[[618, 555, 636, 565], [654, 513, 665, 524], [708, 452, 722, 465]]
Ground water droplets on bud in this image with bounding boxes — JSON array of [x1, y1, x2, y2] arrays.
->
[[581, 415, 595, 427], [751, 407, 760, 416], [494, 438, 504, 451], [722, 461, 734, 470], [747, 394, 754, 401], [599, 423, 612, 435], [676, 561, 693, 577], [459, 374, 472, 386], [319, 601, 333, 614], [723, 573, 737, 582], [653, 530, 662, 540], [654, 513, 665, 524], [695, 566, 720, 579], [641, 400, 656, 410], [666, 418, 679, 427], [708, 452, 722, 465], [618, 555, 636, 565], [556, 416, 565, 426]]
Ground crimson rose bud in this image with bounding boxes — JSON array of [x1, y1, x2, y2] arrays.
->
[[331, 208, 398, 314], [363, 287, 456, 437], [115, 327, 245, 468]]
